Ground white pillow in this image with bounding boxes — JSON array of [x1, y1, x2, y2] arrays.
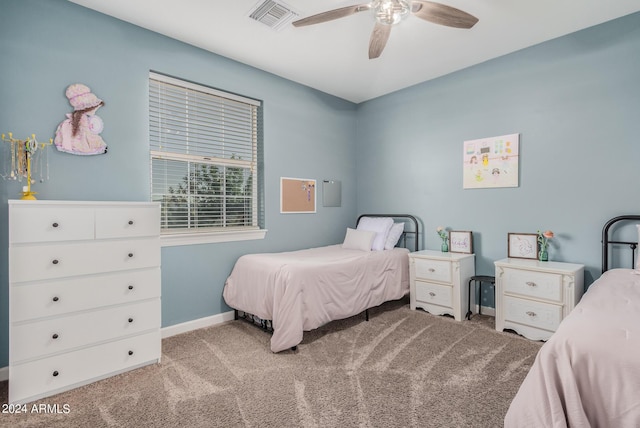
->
[[384, 222, 405, 250], [357, 216, 394, 251], [342, 228, 375, 251]]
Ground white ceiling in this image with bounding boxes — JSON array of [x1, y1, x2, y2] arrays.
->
[[69, 0, 640, 103]]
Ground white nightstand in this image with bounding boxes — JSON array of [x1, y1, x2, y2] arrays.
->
[[494, 258, 584, 341], [409, 250, 475, 321]]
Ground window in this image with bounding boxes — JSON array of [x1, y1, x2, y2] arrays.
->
[[149, 72, 264, 246]]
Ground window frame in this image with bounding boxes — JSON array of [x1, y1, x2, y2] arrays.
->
[[149, 72, 266, 247]]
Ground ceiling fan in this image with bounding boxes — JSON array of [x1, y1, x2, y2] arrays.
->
[[292, 0, 478, 59]]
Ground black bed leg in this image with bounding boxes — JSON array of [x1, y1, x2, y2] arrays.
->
[[234, 309, 239, 320], [365, 309, 369, 322], [291, 346, 297, 351]]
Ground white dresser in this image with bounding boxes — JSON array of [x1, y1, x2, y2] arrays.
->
[[409, 250, 475, 321], [8, 200, 162, 404], [494, 258, 584, 341]]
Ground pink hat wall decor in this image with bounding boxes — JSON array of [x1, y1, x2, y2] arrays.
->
[[54, 83, 107, 155]]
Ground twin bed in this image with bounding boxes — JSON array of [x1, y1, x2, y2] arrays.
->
[[223, 214, 418, 352], [505, 215, 640, 427]]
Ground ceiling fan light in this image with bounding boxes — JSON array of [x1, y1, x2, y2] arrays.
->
[[373, 0, 411, 25]]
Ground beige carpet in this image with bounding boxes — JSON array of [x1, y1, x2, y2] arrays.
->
[[0, 300, 542, 428]]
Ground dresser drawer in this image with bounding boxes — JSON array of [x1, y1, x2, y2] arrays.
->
[[11, 299, 160, 362], [415, 281, 452, 308], [10, 238, 160, 283], [9, 205, 94, 244], [9, 331, 161, 404], [413, 258, 452, 283], [95, 205, 160, 239], [503, 295, 562, 332], [502, 268, 563, 303], [11, 268, 160, 322]]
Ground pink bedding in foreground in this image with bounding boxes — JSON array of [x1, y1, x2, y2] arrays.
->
[[223, 245, 410, 352], [505, 268, 640, 427]]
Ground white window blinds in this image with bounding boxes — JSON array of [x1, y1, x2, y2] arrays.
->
[[149, 72, 261, 233]]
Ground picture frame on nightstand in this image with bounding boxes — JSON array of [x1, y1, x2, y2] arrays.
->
[[449, 231, 473, 254], [507, 233, 538, 259]]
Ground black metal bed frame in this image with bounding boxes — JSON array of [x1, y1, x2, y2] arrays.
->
[[601, 215, 640, 273], [233, 214, 420, 349]]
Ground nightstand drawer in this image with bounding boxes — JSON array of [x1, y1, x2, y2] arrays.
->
[[415, 281, 452, 308], [413, 258, 452, 283], [503, 268, 563, 303], [503, 295, 562, 332]]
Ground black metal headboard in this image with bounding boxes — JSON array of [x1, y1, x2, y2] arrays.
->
[[356, 214, 420, 252], [602, 215, 640, 273]]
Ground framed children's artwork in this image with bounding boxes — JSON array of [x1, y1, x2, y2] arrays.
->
[[463, 133, 519, 189], [507, 233, 538, 259], [449, 231, 473, 254], [280, 177, 316, 213]]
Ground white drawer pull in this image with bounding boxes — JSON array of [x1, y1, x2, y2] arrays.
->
[[526, 281, 537, 287], [429, 292, 436, 297], [428, 268, 435, 273], [526, 311, 537, 317]]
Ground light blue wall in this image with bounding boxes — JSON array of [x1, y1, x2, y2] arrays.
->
[[356, 12, 640, 309], [0, 0, 357, 367]]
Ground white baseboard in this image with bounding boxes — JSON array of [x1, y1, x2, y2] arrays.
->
[[477, 305, 496, 317], [161, 310, 236, 339], [0, 311, 236, 383]]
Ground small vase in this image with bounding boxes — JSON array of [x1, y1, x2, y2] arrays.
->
[[441, 241, 449, 252], [538, 248, 548, 262]]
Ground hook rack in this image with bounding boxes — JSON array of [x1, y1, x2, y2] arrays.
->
[[2, 132, 53, 200]]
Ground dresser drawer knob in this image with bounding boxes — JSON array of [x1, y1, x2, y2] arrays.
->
[[52, 259, 59, 265], [128, 220, 134, 225], [429, 292, 436, 297], [428, 268, 435, 273], [128, 253, 134, 258], [526, 281, 537, 287], [526, 311, 537, 317], [128, 318, 134, 323], [52, 333, 59, 339], [52, 371, 59, 377], [52, 222, 59, 228], [128, 350, 134, 356], [52, 296, 59, 302], [128, 285, 134, 290]]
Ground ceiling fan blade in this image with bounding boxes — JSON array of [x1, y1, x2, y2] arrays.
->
[[292, 4, 371, 27], [369, 22, 392, 59], [412, 1, 478, 29]]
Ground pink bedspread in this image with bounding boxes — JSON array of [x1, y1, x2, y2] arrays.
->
[[505, 269, 640, 427], [223, 245, 409, 352]]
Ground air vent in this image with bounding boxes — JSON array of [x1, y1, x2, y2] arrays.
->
[[248, 0, 299, 31]]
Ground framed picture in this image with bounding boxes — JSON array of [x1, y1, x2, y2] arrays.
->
[[508, 233, 538, 259], [463, 133, 519, 189], [449, 231, 473, 254]]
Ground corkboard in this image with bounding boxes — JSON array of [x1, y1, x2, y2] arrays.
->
[[280, 177, 316, 213]]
